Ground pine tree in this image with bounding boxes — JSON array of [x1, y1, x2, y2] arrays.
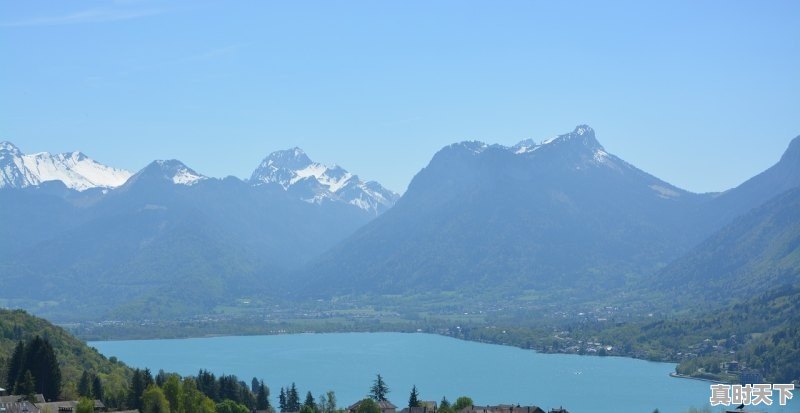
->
[[156, 370, 167, 388], [92, 376, 104, 401], [143, 369, 155, 388], [16, 370, 36, 401], [251, 378, 260, 394], [256, 382, 270, 410], [13, 337, 60, 401], [78, 371, 93, 398], [369, 374, 389, 402], [288, 383, 300, 412], [129, 369, 147, 410], [279, 387, 287, 412], [6, 342, 24, 394], [303, 391, 316, 412], [408, 385, 419, 408]]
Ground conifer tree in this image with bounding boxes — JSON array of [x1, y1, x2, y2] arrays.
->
[[369, 374, 389, 402], [408, 385, 419, 408], [78, 371, 92, 398], [256, 382, 270, 410], [10, 337, 61, 401], [279, 387, 287, 412], [129, 369, 147, 410], [5, 341, 24, 394], [92, 376, 104, 401], [16, 370, 36, 401], [303, 391, 316, 412], [288, 383, 300, 412]]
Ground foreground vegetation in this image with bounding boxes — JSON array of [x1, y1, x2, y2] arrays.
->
[[0, 308, 132, 400]]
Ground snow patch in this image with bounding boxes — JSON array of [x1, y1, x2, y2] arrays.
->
[[0, 142, 132, 191], [650, 184, 681, 199]]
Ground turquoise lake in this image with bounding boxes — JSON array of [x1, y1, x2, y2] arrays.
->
[[90, 333, 798, 413]]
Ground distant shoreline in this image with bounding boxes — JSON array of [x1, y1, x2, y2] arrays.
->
[[669, 372, 727, 384]]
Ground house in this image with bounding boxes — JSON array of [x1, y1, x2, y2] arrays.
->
[[0, 396, 45, 404], [458, 405, 546, 413], [348, 400, 397, 413], [36, 400, 106, 413], [0, 401, 41, 413], [739, 369, 764, 385], [548, 408, 570, 413], [722, 361, 740, 373]]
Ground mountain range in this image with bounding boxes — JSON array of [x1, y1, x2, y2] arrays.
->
[[1, 126, 798, 321], [0, 142, 397, 319], [0, 142, 397, 215], [297, 126, 800, 300]]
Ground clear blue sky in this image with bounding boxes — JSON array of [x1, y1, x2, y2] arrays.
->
[[1, 1, 798, 194]]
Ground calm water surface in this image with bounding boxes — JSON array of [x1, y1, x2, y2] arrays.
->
[[90, 333, 798, 413]]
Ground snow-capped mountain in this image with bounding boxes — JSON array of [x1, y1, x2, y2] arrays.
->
[[0, 141, 132, 191], [250, 147, 399, 215], [299, 124, 712, 296], [507, 125, 625, 170], [150, 159, 206, 185]]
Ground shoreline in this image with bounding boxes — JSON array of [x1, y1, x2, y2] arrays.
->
[[669, 372, 727, 384]]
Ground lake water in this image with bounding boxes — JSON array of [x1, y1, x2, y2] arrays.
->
[[90, 332, 798, 413]]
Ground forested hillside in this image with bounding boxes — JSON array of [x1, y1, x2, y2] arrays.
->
[[0, 309, 131, 400]]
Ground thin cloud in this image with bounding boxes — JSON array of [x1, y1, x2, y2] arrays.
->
[[0, 7, 164, 27]]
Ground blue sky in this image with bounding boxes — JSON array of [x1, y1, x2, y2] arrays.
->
[[1, 1, 798, 194]]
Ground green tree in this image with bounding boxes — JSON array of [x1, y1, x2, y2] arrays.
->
[[162, 375, 184, 413], [452, 397, 473, 412], [129, 369, 147, 410], [78, 371, 93, 398], [408, 385, 419, 408], [256, 382, 270, 410], [216, 400, 249, 413], [355, 399, 380, 413], [92, 376, 104, 402], [22, 336, 61, 401], [304, 391, 316, 412], [76, 397, 95, 413], [369, 374, 389, 402], [142, 386, 171, 413], [279, 387, 287, 412], [182, 378, 215, 413], [6, 341, 24, 393], [15, 370, 36, 401], [287, 383, 300, 412], [438, 397, 453, 413], [319, 391, 336, 413]]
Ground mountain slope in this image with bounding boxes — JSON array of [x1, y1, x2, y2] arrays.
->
[[0, 159, 374, 321], [655, 186, 800, 301], [705, 135, 800, 228], [0, 309, 132, 398], [250, 148, 399, 215], [0, 141, 132, 191], [297, 125, 711, 297]]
